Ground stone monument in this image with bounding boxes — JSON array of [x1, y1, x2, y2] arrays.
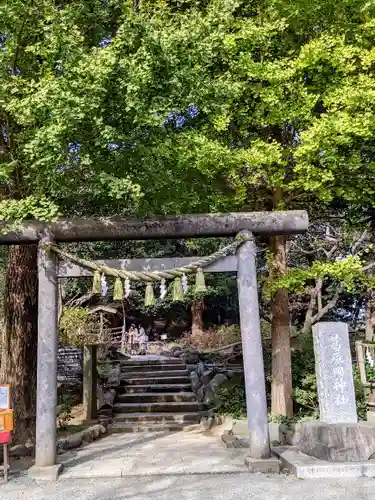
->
[[295, 322, 375, 465], [312, 322, 357, 424], [273, 321, 375, 476]]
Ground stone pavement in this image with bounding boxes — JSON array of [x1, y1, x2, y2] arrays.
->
[[58, 429, 248, 478], [1, 474, 375, 500]]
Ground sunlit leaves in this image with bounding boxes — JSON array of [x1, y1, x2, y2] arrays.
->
[[2, 0, 375, 225], [266, 255, 367, 297]]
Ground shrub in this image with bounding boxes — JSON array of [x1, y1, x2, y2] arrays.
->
[[189, 324, 241, 350], [216, 375, 246, 419], [291, 342, 319, 419], [353, 365, 367, 421], [365, 363, 375, 382], [59, 307, 97, 346]]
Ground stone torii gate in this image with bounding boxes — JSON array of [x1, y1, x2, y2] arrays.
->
[[0, 211, 308, 478]]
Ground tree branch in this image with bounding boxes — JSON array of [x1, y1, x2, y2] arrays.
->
[[311, 283, 345, 325], [303, 284, 319, 334], [351, 229, 370, 255], [302, 281, 344, 334], [363, 262, 375, 273], [326, 243, 338, 259]]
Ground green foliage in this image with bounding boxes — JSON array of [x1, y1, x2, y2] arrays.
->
[[210, 324, 241, 345], [59, 307, 96, 346], [117, 0, 375, 213], [1, 0, 238, 222], [353, 366, 367, 421], [217, 379, 247, 420], [2, 0, 375, 227], [191, 324, 241, 350], [1, 0, 374, 226], [358, 346, 375, 382], [0, 196, 60, 233], [293, 373, 319, 419], [365, 363, 375, 382], [0, 196, 60, 222], [265, 256, 367, 298]]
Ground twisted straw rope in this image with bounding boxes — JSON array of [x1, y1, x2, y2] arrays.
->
[[46, 234, 250, 283]]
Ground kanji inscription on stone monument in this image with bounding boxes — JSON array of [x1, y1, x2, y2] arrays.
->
[[312, 322, 357, 423]]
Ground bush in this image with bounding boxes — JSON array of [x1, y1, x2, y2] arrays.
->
[[291, 341, 319, 419], [57, 403, 72, 430], [59, 307, 97, 346], [216, 375, 246, 419], [365, 363, 375, 382], [353, 366, 367, 421], [189, 324, 241, 350]]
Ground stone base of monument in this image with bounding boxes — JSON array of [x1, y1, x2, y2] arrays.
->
[[296, 421, 375, 462], [221, 417, 375, 477], [273, 420, 375, 478], [274, 446, 375, 478]]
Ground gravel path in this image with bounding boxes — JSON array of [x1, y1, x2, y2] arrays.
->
[[1, 474, 375, 500]]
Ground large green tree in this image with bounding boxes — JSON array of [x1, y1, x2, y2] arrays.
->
[[3, 0, 375, 439], [0, 0, 239, 441], [0, 0, 128, 443]]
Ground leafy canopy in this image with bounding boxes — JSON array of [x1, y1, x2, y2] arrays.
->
[[2, 0, 375, 225]]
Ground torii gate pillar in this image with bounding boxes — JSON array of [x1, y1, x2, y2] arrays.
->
[[29, 231, 62, 480], [237, 230, 271, 460]]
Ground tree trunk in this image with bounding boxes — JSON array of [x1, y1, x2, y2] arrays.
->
[[365, 291, 375, 341], [0, 244, 38, 444], [191, 298, 205, 338], [270, 235, 293, 417]]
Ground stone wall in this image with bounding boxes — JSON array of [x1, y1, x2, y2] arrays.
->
[[188, 360, 242, 429]]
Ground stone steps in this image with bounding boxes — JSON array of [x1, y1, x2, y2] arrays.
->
[[103, 359, 183, 367], [118, 383, 191, 394], [116, 392, 196, 403], [112, 412, 200, 423], [122, 376, 191, 385], [110, 358, 202, 433], [113, 401, 202, 413], [110, 422, 191, 433], [119, 364, 185, 373], [120, 369, 189, 379]]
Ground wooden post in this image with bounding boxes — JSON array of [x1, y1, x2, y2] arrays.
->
[[355, 341, 367, 386], [83, 345, 98, 421], [3, 444, 8, 483]]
